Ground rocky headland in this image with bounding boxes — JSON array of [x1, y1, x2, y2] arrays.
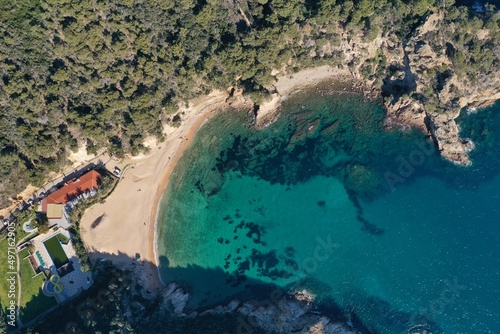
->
[[158, 282, 357, 334], [255, 12, 499, 166]]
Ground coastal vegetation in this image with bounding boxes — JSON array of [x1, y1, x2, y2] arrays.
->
[[0, 237, 15, 328], [0, 0, 499, 207]]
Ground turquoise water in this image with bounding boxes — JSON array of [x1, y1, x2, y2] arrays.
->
[[157, 88, 500, 333]]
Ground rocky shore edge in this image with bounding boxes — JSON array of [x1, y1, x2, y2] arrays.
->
[[158, 282, 358, 334], [253, 72, 377, 129], [252, 12, 499, 166], [253, 67, 498, 167]]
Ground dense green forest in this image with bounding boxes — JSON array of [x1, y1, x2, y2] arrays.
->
[[0, 0, 499, 207]]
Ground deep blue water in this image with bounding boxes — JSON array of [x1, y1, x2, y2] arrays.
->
[[157, 88, 500, 333]]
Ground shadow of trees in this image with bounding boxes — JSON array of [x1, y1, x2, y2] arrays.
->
[[19, 287, 57, 324], [24, 252, 271, 334], [89, 214, 105, 229], [20, 248, 446, 334]]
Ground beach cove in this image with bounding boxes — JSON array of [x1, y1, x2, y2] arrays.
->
[[155, 88, 500, 334], [79, 66, 500, 333], [79, 67, 352, 294]]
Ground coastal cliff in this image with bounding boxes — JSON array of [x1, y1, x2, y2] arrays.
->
[[393, 12, 500, 165], [260, 11, 499, 165]]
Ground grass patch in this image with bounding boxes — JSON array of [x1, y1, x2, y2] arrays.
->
[[15, 211, 36, 242], [19, 257, 57, 323], [56, 233, 70, 245], [43, 236, 69, 268], [0, 237, 16, 318], [18, 247, 31, 259]]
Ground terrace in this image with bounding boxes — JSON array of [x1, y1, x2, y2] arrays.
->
[[28, 229, 93, 303]]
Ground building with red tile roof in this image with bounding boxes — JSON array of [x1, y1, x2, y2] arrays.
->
[[41, 170, 101, 213]]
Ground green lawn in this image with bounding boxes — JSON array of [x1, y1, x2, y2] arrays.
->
[[19, 257, 57, 323], [0, 236, 54, 324], [0, 237, 16, 314], [43, 236, 69, 268], [56, 233, 70, 245], [18, 247, 31, 259], [15, 211, 36, 242], [0, 214, 61, 324]]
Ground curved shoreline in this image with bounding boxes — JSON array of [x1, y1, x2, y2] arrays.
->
[[148, 106, 226, 288], [80, 90, 235, 294], [80, 66, 368, 296], [149, 67, 357, 289]]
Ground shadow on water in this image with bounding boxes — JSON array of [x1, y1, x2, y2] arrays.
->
[[157, 255, 248, 309], [28, 248, 389, 334], [158, 253, 298, 310], [154, 91, 500, 332], [26, 245, 447, 334]]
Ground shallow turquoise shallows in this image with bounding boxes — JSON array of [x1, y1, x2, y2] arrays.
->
[[157, 87, 500, 334]]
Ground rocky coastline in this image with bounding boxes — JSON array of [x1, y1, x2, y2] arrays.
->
[[254, 13, 499, 166], [159, 282, 358, 334]]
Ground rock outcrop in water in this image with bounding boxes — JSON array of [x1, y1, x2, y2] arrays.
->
[[261, 12, 500, 165], [160, 283, 357, 334], [390, 12, 500, 165]]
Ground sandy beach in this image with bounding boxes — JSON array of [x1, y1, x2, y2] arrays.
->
[[256, 66, 353, 127], [80, 90, 237, 293], [79, 66, 358, 294], [274, 65, 351, 96]]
